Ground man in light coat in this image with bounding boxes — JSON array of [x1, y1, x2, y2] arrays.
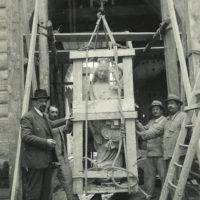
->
[[138, 94, 185, 166], [137, 100, 167, 198]]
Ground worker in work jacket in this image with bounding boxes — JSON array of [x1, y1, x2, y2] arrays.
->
[[138, 94, 186, 166], [136, 100, 167, 198], [48, 105, 79, 200], [21, 89, 68, 200]]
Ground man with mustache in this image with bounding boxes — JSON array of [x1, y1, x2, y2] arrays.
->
[[136, 100, 167, 199], [138, 94, 185, 167], [21, 89, 68, 200]]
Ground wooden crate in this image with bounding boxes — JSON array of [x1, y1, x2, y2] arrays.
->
[[70, 48, 138, 194]]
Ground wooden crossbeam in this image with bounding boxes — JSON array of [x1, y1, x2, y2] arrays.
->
[[70, 49, 135, 59], [73, 99, 136, 114], [25, 32, 157, 42]]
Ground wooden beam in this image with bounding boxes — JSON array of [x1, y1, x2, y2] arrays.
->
[[166, 0, 192, 101], [70, 49, 135, 59], [53, 32, 157, 42], [22, 0, 38, 91], [185, 0, 200, 87], [74, 170, 136, 179], [73, 111, 137, 121], [38, 0, 50, 91], [10, 0, 39, 199], [161, 0, 180, 96], [73, 99, 136, 114], [123, 56, 138, 190], [72, 60, 83, 194]]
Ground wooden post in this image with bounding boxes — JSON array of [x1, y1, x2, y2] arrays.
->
[[160, 0, 180, 96], [38, 0, 50, 91], [10, 0, 39, 199], [123, 56, 138, 190], [185, 0, 200, 87], [7, 0, 24, 198], [72, 60, 83, 194], [22, 0, 38, 91]]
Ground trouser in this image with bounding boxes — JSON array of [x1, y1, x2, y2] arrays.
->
[[144, 156, 167, 197], [54, 157, 79, 200], [24, 164, 53, 200]]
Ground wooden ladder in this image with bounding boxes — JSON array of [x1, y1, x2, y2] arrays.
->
[[159, 0, 200, 199], [159, 95, 200, 200]]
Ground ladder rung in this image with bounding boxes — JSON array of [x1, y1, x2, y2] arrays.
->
[[174, 162, 183, 168], [168, 181, 177, 190], [185, 123, 194, 128], [184, 103, 200, 111], [179, 144, 188, 148], [190, 171, 200, 179]]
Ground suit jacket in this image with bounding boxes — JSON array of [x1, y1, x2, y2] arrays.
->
[[20, 109, 66, 169]]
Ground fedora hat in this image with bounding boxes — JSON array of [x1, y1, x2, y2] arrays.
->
[[165, 94, 183, 105], [31, 89, 50, 100], [150, 100, 164, 110]]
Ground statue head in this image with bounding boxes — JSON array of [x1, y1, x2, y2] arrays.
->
[[93, 62, 109, 83]]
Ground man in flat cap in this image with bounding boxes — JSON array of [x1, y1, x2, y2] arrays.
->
[[136, 100, 167, 199], [21, 89, 70, 200], [138, 94, 185, 166]]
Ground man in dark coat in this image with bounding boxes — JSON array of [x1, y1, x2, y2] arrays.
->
[[21, 89, 68, 200]]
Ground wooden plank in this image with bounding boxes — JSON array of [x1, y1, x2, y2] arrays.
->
[[73, 111, 137, 121], [54, 32, 156, 42], [123, 57, 138, 189], [74, 170, 136, 179], [0, 91, 8, 103], [70, 49, 135, 59], [22, 0, 38, 90], [38, 0, 49, 92], [185, 0, 200, 87], [166, 0, 192, 101], [161, 0, 180, 96], [10, 0, 39, 199], [72, 60, 83, 194], [73, 99, 135, 114], [87, 184, 128, 194]]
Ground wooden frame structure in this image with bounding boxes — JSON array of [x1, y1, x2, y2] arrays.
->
[[70, 48, 138, 194]]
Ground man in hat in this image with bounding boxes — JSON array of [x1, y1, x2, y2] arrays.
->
[[138, 94, 185, 165], [47, 105, 79, 200], [21, 89, 69, 200], [136, 100, 167, 199]]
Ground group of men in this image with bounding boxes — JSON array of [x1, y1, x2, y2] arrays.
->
[[136, 94, 185, 199], [20, 88, 185, 200]]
